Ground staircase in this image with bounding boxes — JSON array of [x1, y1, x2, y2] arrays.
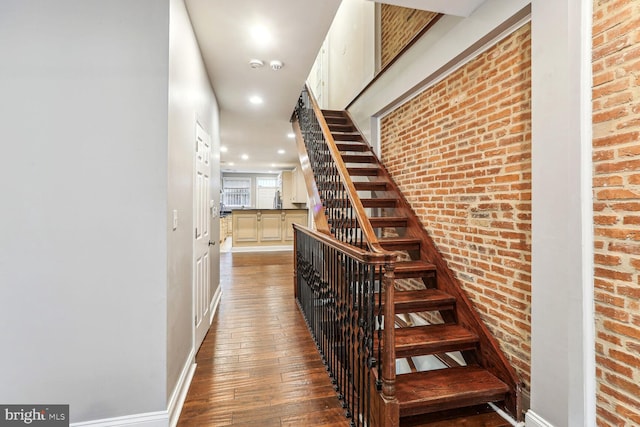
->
[[292, 87, 521, 426]]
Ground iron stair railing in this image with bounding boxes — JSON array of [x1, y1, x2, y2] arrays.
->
[[294, 224, 397, 427]]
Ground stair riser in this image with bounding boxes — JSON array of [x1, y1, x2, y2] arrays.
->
[[347, 168, 380, 176], [354, 183, 388, 191], [336, 143, 369, 152], [331, 133, 363, 141], [341, 155, 377, 163], [396, 341, 478, 358], [361, 199, 397, 208]]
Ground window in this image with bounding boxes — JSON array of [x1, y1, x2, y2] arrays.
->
[[222, 177, 251, 208]]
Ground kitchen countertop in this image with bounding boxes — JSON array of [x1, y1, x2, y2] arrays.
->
[[230, 208, 307, 211]]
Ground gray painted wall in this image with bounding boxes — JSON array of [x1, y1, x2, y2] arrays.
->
[[0, 0, 170, 423], [167, 0, 220, 400]]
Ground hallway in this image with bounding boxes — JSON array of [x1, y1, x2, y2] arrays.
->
[[177, 251, 350, 426]]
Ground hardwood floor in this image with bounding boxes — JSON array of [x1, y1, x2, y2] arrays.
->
[[177, 251, 512, 426], [177, 251, 350, 427]]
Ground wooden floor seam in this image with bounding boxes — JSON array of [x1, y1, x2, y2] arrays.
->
[[177, 251, 351, 427]]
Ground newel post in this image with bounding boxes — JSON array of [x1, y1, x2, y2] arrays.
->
[[379, 261, 399, 427], [382, 262, 396, 400]]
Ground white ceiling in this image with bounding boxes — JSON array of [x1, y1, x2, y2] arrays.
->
[[185, 0, 342, 173]]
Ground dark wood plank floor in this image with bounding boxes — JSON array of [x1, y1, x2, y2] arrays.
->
[[177, 251, 350, 427], [177, 251, 513, 426]]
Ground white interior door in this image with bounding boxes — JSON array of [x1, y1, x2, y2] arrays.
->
[[194, 123, 211, 350]]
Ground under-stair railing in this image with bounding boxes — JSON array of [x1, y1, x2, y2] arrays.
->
[[293, 85, 385, 254], [294, 224, 398, 427]]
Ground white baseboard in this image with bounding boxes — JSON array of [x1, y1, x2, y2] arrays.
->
[[167, 348, 196, 427], [526, 410, 555, 427], [209, 285, 222, 324], [71, 411, 168, 427], [71, 289, 221, 427], [231, 245, 292, 253]]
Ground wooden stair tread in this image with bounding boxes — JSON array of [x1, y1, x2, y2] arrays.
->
[[400, 404, 511, 427], [391, 289, 456, 313], [335, 198, 397, 208], [379, 237, 421, 250], [396, 366, 509, 417], [370, 216, 408, 228], [331, 132, 363, 141], [362, 198, 397, 207], [394, 324, 479, 357], [324, 116, 348, 125], [328, 124, 355, 132], [321, 109, 345, 117], [354, 181, 389, 191], [347, 167, 380, 176], [395, 260, 436, 278], [341, 153, 377, 163], [336, 142, 369, 152]]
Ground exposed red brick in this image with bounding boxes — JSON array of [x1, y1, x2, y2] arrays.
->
[[380, 4, 439, 69], [380, 24, 532, 391]]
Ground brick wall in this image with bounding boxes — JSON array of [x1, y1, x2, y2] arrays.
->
[[592, 0, 640, 425], [380, 4, 439, 69], [380, 24, 532, 390]]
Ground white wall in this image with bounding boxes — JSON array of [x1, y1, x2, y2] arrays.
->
[[167, 0, 220, 405], [0, 0, 170, 423], [347, 0, 530, 146], [319, 0, 377, 110]]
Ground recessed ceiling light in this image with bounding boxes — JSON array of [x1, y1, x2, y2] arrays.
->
[[249, 95, 263, 105], [287, 133, 295, 138], [220, 146, 228, 153], [241, 154, 249, 160], [228, 162, 235, 166], [277, 149, 285, 154], [271, 163, 276, 167], [250, 25, 272, 45]]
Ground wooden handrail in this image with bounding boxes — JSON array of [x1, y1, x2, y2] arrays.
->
[[303, 84, 389, 255], [293, 223, 394, 265], [294, 86, 401, 423]]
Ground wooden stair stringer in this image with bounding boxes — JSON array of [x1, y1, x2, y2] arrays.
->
[[337, 109, 522, 421]]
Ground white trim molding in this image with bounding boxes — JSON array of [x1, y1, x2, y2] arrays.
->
[[167, 348, 196, 427], [525, 410, 555, 427], [209, 285, 223, 325], [70, 411, 168, 427]]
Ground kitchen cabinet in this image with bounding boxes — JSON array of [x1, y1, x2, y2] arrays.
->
[[231, 209, 308, 248], [280, 168, 307, 208]]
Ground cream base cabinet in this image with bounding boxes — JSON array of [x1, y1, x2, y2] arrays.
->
[[232, 209, 307, 247], [259, 212, 283, 242], [232, 213, 258, 243], [285, 212, 308, 241]]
